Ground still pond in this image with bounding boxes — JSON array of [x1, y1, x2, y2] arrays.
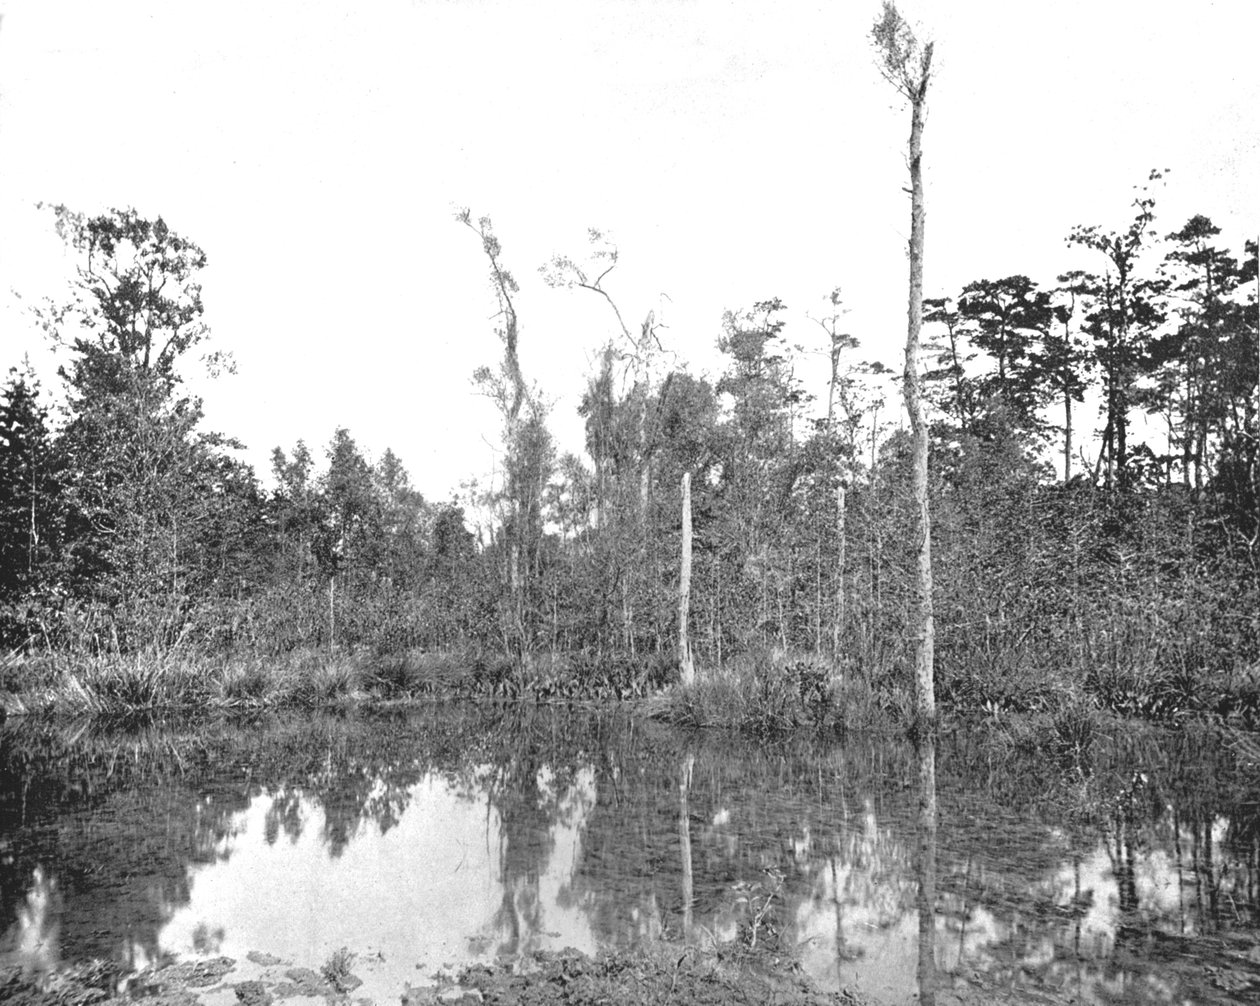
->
[[1, 705, 1258, 1004]]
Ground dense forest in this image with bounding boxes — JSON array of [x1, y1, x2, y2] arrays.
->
[[1, 188, 1257, 721]]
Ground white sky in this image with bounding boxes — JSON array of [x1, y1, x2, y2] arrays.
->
[[1, 0, 1257, 499]]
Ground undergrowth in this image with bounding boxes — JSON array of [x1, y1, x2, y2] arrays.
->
[[668, 650, 894, 736]]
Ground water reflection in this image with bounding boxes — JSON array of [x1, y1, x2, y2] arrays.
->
[[1, 709, 1258, 1004], [916, 736, 936, 1006], [679, 751, 694, 941], [16, 866, 59, 983], [153, 769, 600, 985]]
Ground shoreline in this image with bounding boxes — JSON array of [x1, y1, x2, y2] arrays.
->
[[3, 644, 1258, 733]]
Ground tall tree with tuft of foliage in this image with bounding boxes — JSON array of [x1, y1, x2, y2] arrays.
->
[[459, 210, 556, 654], [871, 1, 936, 728]]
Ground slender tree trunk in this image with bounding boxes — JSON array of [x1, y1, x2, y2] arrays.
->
[[814, 532, 823, 655], [1115, 383, 1129, 480], [1184, 369, 1195, 488], [833, 483, 846, 658], [1195, 424, 1207, 494], [27, 454, 37, 578], [328, 577, 335, 652], [904, 60, 936, 726], [827, 343, 840, 429], [946, 317, 967, 428], [1094, 419, 1114, 487], [509, 538, 523, 654], [715, 560, 723, 668], [1064, 389, 1073, 482], [678, 471, 695, 686]]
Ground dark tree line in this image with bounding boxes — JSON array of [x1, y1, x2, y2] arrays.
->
[[1, 193, 1257, 712]]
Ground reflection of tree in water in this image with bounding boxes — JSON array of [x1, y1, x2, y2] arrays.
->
[[572, 733, 925, 951], [1102, 770, 1155, 965], [263, 790, 305, 846], [0, 709, 482, 968], [479, 754, 552, 957], [566, 723, 1260, 1004], [230, 714, 433, 857], [934, 728, 1260, 1002], [916, 736, 937, 1006], [468, 705, 613, 958], [0, 721, 252, 966], [679, 751, 694, 941], [4, 708, 1260, 1002]]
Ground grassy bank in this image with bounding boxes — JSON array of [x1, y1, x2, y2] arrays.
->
[[0, 648, 477, 717], [664, 643, 1260, 736], [3, 635, 1258, 730], [0, 647, 678, 718], [663, 651, 892, 735]]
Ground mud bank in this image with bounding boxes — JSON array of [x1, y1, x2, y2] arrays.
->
[[0, 946, 865, 1006]]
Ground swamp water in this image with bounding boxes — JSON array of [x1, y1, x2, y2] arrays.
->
[[0, 705, 1257, 1005]]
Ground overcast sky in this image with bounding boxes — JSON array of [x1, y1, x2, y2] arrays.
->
[[1, 0, 1256, 499]]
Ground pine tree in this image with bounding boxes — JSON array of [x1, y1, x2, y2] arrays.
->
[[0, 366, 57, 606]]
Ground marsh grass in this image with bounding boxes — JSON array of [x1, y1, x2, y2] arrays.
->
[[282, 653, 362, 705], [668, 649, 892, 736], [4, 651, 210, 716], [1, 644, 676, 718], [370, 649, 470, 697], [1, 646, 487, 717], [935, 596, 1260, 729], [213, 656, 274, 706]]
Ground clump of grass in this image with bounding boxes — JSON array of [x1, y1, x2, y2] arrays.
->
[[1046, 689, 1102, 770], [282, 653, 362, 706], [368, 652, 420, 698], [464, 654, 518, 697], [2, 645, 492, 716], [368, 649, 472, 698], [669, 650, 879, 736], [458, 652, 674, 703], [213, 655, 277, 706], [320, 947, 358, 994], [45, 652, 208, 716], [1221, 663, 1260, 725]]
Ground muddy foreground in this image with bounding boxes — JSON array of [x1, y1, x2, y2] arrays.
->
[[0, 945, 868, 1006]]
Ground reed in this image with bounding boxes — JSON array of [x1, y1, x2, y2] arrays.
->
[[667, 648, 892, 735], [1, 646, 487, 717]]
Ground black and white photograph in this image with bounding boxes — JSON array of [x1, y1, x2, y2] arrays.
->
[[1, 2, 1258, 1003]]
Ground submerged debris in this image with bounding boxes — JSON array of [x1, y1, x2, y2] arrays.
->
[[232, 980, 273, 1006], [448, 948, 864, 1006]]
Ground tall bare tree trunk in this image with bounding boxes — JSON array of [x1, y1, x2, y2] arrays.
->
[[814, 533, 823, 655], [873, 2, 935, 726], [906, 85, 936, 724], [679, 471, 695, 686], [832, 483, 846, 657]]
